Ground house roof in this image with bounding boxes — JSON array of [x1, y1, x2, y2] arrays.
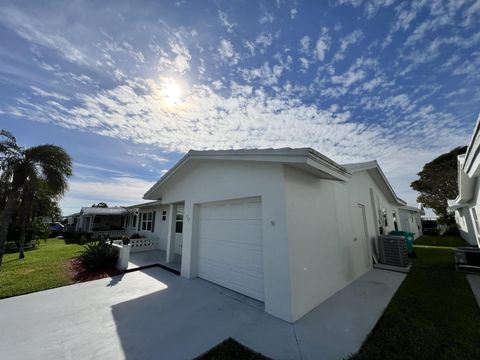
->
[[342, 161, 407, 206], [144, 148, 352, 199], [125, 200, 163, 209], [80, 207, 128, 216], [399, 205, 425, 215]]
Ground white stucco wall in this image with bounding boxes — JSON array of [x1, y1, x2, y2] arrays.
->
[[158, 160, 294, 322], [282, 166, 402, 321]]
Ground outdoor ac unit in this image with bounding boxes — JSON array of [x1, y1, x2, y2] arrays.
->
[[378, 235, 410, 267]]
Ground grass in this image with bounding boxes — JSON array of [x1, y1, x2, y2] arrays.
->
[[196, 338, 269, 360], [0, 238, 84, 299], [351, 235, 480, 360], [415, 234, 468, 247]]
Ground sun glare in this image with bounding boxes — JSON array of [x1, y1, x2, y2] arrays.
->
[[161, 79, 183, 105]]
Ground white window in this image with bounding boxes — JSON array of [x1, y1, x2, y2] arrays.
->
[[175, 208, 183, 234], [141, 212, 153, 231], [131, 215, 137, 229], [161, 210, 167, 221]]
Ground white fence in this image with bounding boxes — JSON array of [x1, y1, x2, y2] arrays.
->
[[129, 237, 161, 253]]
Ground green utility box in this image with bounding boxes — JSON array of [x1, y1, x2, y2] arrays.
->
[[388, 230, 415, 254]]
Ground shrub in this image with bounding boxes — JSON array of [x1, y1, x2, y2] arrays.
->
[[130, 233, 141, 239], [77, 242, 119, 271], [31, 218, 51, 240], [63, 231, 92, 244], [121, 236, 130, 245]]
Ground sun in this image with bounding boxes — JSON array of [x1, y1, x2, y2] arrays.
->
[[161, 79, 183, 105]]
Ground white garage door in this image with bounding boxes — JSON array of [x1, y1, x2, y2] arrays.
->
[[197, 197, 264, 301]]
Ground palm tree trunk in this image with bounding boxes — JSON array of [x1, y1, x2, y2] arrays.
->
[[0, 192, 19, 268], [18, 190, 33, 259]]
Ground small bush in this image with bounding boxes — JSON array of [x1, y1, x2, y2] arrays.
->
[[77, 242, 119, 271], [63, 231, 92, 244], [130, 233, 141, 239]]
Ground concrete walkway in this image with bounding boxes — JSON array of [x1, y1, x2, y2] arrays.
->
[[0, 268, 404, 360]]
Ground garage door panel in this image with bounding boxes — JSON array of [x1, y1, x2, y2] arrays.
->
[[197, 198, 264, 301], [198, 221, 262, 244]]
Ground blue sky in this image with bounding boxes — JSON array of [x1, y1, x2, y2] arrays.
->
[[0, 0, 479, 216]]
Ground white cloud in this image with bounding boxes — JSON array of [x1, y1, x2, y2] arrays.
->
[[240, 62, 284, 86], [218, 39, 239, 65], [290, 8, 298, 19], [259, 12, 275, 24], [299, 36, 310, 54], [0, 7, 88, 65], [299, 57, 310, 72], [243, 40, 256, 56], [158, 39, 191, 73], [334, 30, 363, 61], [218, 10, 236, 33], [331, 69, 365, 87], [315, 28, 330, 61], [255, 32, 274, 48], [30, 86, 70, 101], [364, 0, 395, 19]]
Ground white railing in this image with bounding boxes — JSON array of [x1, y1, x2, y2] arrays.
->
[[129, 237, 161, 253], [92, 230, 127, 240]]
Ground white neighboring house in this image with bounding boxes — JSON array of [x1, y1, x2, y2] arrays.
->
[[448, 115, 480, 247], [75, 207, 129, 239], [398, 205, 424, 239], [123, 148, 419, 323]]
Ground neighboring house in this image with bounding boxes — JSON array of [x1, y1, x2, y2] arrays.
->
[[75, 207, 129, 239], [124, 148, 418, 323], [398, 205, 425, 239], [448, 115, 480, 247], [124, 200, 183, 257]]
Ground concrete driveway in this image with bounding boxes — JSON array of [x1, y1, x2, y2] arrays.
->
[[0, 267, 404, 360]]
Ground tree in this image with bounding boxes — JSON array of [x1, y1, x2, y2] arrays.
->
[[411, 146, 467, 225], [0, 130, 73, 266], [92, 202, 108, 208]]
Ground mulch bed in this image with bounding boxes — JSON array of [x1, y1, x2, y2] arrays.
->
[[66, 258, 122, 282]]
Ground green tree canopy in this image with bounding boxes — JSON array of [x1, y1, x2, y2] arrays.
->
[[411, 146, 467, 224], [0, 130, 72, 266]]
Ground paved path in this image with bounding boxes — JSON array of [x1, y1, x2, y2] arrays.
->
[[0, 268, 405, 360]]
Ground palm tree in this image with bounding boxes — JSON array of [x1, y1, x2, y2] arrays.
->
[[0, 130, 72, 266]]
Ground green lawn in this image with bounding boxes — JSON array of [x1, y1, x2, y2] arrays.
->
[[415, 234, 467, 247], [351, 236, 480, 359], [0, 238, 83, 299]]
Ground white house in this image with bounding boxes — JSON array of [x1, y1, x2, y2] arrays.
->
[[121, 148, 418, 323], [448, 115, 480, 247], [398, 205, 424, 239]]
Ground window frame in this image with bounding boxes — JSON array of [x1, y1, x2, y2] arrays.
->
[[141, 211, 153, 231], [175, 208, 184, 234]]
